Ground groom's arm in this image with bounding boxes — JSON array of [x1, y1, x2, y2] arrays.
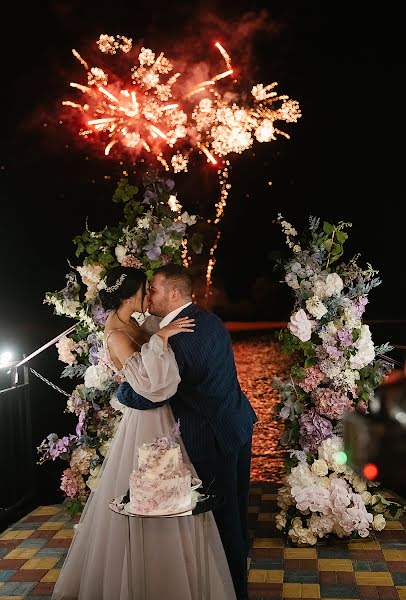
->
[[116, 382, 168, 410]]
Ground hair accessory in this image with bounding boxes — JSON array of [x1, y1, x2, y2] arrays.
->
[[105, 273, 127, 293]]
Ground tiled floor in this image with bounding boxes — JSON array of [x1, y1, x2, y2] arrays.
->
[[0, 484, 405, 599]]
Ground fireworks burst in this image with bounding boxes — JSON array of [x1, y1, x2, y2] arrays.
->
[[62, 34, 301, 299], [63, 36, 236, 168]]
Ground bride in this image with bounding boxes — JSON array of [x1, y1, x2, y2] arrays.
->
[[52, 266, 236, 600]]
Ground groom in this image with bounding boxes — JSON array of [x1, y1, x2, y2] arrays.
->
[[117, 264, 257, 600]]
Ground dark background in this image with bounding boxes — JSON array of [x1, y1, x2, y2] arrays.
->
[[0, 0, 404, 504]]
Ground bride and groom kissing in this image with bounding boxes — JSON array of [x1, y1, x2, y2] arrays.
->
[[52, 263, 257, 600]]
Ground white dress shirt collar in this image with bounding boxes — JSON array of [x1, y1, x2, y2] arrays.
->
[[159, 302, 193, 328]]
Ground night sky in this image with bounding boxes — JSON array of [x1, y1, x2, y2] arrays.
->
[[1, 0, 405, 358]]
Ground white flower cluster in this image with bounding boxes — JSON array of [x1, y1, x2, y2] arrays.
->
[[56, 336, 88, 366], [288, 309, 314, 342], [277, 214, 301, 253], [84, 363, 114, 391], [349, 325, 375, 370], [45, 294, 80, 319], [77, 263, 105, 300], [275, 436, 386, 544]]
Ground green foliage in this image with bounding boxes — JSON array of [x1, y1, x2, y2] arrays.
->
[[283, 453, 299, 474], [64, 498, 84, 517], [318, 220, 352, 267]]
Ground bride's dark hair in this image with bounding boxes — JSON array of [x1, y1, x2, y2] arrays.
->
[[99, 266, 147, 311]]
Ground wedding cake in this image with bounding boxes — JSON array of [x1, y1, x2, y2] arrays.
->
[[129, 435, 193, 515]]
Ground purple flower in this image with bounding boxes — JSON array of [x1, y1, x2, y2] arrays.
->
[[49, 434, 77, 460], [165, 179, 175, 190], [312, 387, 354, 420], [354, 296, 368, 318], [299, 408, 333, 454], [325, 345, 343, 359], [91, 302, 108, 326], [76, 410, 86, 437], [144, 244, 162, 261], [337, 329, 353, 347], [87, 333, 102, 365]]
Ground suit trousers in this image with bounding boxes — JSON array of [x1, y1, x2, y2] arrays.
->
[[193, 438, 252, 600]]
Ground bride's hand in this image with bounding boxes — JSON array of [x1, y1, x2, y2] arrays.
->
[[156, 317, 195, 345]]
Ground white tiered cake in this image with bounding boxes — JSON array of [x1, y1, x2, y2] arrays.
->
[[129, 436, 193, 515]]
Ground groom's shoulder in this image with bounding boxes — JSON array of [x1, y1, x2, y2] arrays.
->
[[193, 306, 228, 331]]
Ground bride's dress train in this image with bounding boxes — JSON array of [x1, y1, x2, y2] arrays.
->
[[52, 333, 236, 599]]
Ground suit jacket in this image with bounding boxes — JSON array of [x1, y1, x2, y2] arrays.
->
[[116, 303, 258, 462]]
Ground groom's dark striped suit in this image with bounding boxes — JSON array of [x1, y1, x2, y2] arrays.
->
[[117, 303, 257, 600]]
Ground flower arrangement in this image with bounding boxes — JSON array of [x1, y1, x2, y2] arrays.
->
[[273, 215, 403, 544], [38, 172, 202, 515]]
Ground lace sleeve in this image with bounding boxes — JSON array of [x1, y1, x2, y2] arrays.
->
[[122, 334, 180, 402]]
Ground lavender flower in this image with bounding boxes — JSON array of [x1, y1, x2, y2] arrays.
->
[[91, 302, 108, 326], [76, 410, 86, 437], [354, 296, 369, 318], [87, 333, 102, 365], [299, 408, 333, 454], [337, 329, 353, 347], [325, 345, 343, 359], [311, 387, 354, 420], [144, 244, 162, 261], [49, 434, 77, 461]]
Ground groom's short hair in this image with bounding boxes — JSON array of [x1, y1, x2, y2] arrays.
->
[[154, 264, 194, 298]]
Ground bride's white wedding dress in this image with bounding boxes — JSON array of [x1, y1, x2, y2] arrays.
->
[[52, 323, 236, 600]]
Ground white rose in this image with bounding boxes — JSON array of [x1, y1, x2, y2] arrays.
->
[[288, 309, 314, 342], [86, 475, 97, 491], [313, 278, 327, 299], [311, 459, 329, 477], [115, 245, 127, 264], [352, 476, 367, 493], [361, 491, 372, 505], [350, 325, 375, 369], [318, 476, 331, 489], [324, 273, 344, 297], [90, 465, 101, 478], [372, 514, 386, 531], [86, 465, 102, 490], [99, 441, 111, 457], [275, 511, 287, 530], [306, 296, 328, 320], [84, 364, 111, 390], [277, 485, 295, 510]]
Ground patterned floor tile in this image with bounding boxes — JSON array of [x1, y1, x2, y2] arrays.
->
[[0, 572, 16, 583], [0, 581, 37, 595], [20, 558, 59, 571], [320, 583, 359, 598], [0, 483, 404, 599], [355, 571, 394, 586]]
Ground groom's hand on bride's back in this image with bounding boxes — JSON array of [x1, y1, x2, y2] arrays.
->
[[116, 382, 167, 410]]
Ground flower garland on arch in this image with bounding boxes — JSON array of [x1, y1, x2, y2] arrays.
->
[[273, 215, 403, 545], [37, 172, 202, 515]]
